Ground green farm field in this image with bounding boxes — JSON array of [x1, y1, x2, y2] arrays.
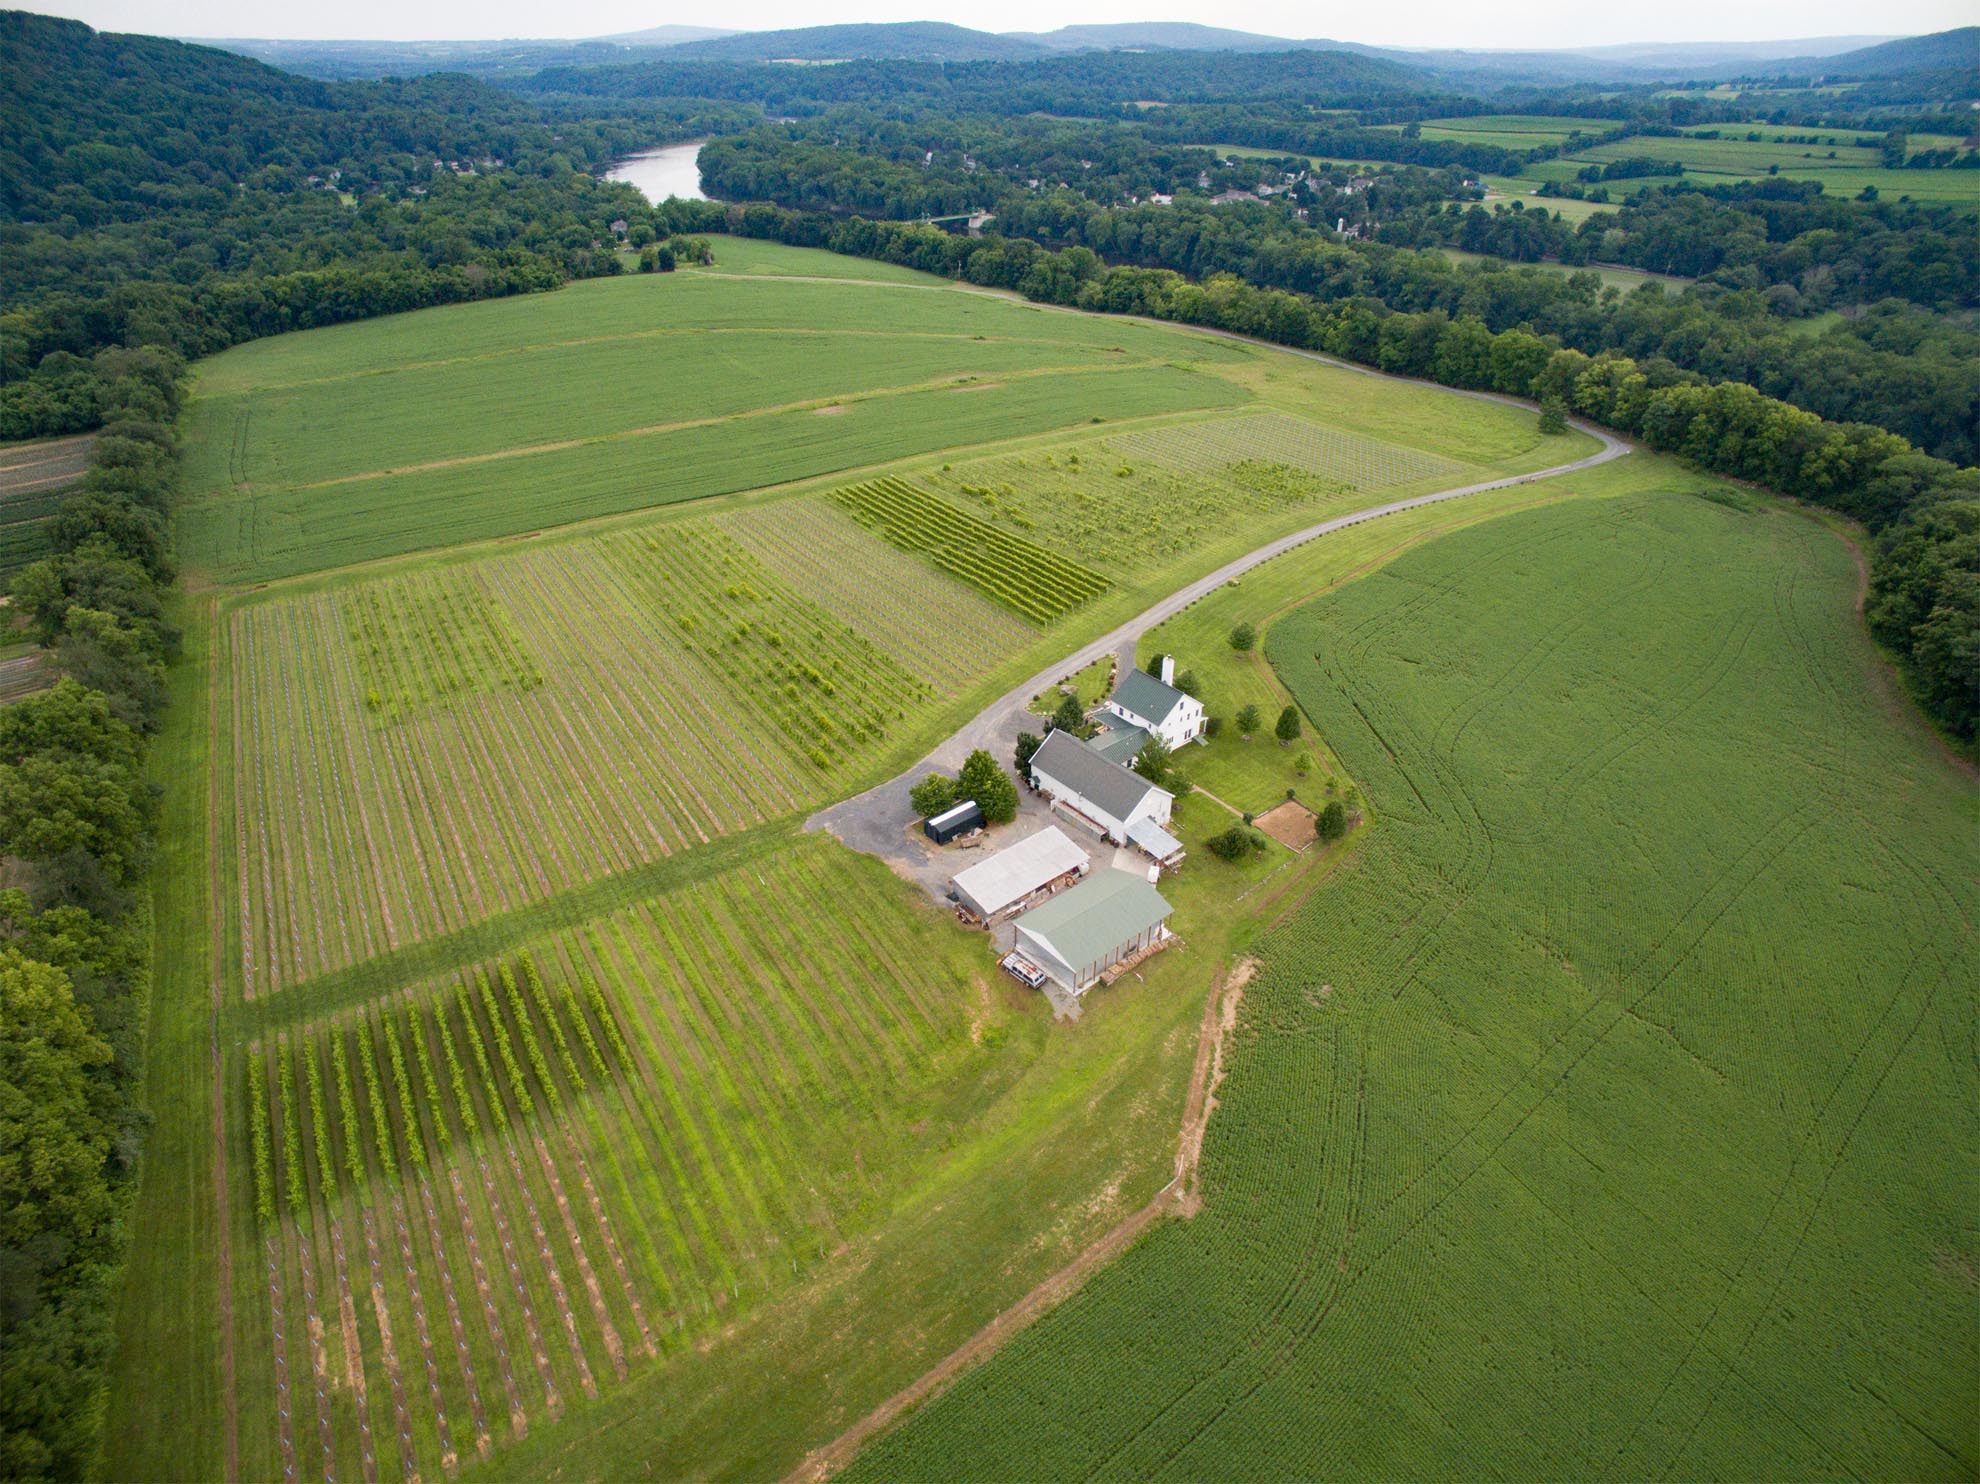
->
[[1433, 245, 1689, 293], [851, 461, 1980, 1480], [112, 240, 1599, 1483]]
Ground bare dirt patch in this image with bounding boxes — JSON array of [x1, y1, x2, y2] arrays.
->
[[812, 404, 848, 416], [1255, 799, 1318, 852]]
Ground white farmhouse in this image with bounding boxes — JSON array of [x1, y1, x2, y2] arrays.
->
[[1104, 658, 1205, 750], [1030, 730, 1172, 846]]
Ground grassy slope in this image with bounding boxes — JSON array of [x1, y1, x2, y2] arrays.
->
[[177, 270, 1257, 584], [849, 458, 1980, 1479]]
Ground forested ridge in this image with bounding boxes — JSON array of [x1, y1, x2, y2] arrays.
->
[[0, 11, 746, 440]]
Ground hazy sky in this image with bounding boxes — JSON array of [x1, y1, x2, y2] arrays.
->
[[25, 0, 1971, 49]]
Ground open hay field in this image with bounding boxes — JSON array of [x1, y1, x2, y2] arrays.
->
[[850, 470, 1980, 1480], [177, 268, 1250, 583]]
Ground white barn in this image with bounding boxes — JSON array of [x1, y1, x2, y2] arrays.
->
[[1104, 659, 1205, 751], [1030, 730, 1172, 846], [951, 826, 1089, 922]]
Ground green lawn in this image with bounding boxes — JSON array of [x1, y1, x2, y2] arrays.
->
[[1433, 245, 1689, 294], [689, 233, 953, 283], [851, 461, 1980, 1480]]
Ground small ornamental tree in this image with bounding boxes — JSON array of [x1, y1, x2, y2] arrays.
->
[[1204, 715, 1224, 739], [1236, 703, 1262, 737], [1013, 731, 1043, 783], [1207, 824, 1267, 861], [1276, 706, 1302, 744], [958, 749, 1019, 825], [1132, 736, 1173, 787], [1174, 669, 1201, 697], [1318, 800, 1348, 842], [1049, 693, 1094, 738], [1294, 749, 1315, 776], [909, 773, 958, 818], [1229, 621, 1257, 651]]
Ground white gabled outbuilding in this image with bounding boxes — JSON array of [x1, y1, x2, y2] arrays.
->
[[951, 826, 1089, 922]]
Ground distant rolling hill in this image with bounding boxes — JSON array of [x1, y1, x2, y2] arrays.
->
[[1010, 22, 1320, 53], [1783, 25, 1979, 76], [667, 22, 1048, 62]]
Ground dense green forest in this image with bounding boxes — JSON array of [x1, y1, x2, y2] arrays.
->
[[0, 16, 1975, 1472], [0, 12, 747, 439]]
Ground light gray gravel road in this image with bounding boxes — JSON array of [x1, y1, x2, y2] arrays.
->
[[808, 355, 1632, 889]]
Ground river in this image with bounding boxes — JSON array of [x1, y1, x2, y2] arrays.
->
[[604, 141, 712, 203]]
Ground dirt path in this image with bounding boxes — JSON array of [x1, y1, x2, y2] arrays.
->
[[784, 959, 1253, 1484]]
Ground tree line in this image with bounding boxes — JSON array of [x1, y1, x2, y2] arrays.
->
[[0, 345, 187, 1479], [1, 12, 741, 441]]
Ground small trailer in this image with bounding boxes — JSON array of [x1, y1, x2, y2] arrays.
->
[[923, 798, 985, 845], [999, 952, 1048, 989]]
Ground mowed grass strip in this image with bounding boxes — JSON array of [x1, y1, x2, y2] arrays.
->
[[851, 483, 1980, 1482], [227, 836, 1003, 1482]]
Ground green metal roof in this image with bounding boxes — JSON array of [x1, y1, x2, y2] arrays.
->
[[1015, 869, 1172, 974], [1111, 668, 1188, 726]]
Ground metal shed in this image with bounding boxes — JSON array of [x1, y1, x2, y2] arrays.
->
[[923, 798, 985, 844], [951, 826, 1089, 921]]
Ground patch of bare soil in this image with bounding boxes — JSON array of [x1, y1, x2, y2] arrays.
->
[[1255, 799, 1318, 852], [811, 404, 847, 416]]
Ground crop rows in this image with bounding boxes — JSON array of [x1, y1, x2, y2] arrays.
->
[[830, 476, 1110, 624], [926, 444, 1313, 575], [226, 508, 950, 994], [340, 568, 543, 722], [1111, 412, 1465, 492], [594, 521, 930, 772], [234, 839, 988, 1481], [719, 498, 1037, 691]]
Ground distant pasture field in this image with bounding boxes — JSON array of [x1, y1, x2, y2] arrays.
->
[[851, 471, 1980, 1480]]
